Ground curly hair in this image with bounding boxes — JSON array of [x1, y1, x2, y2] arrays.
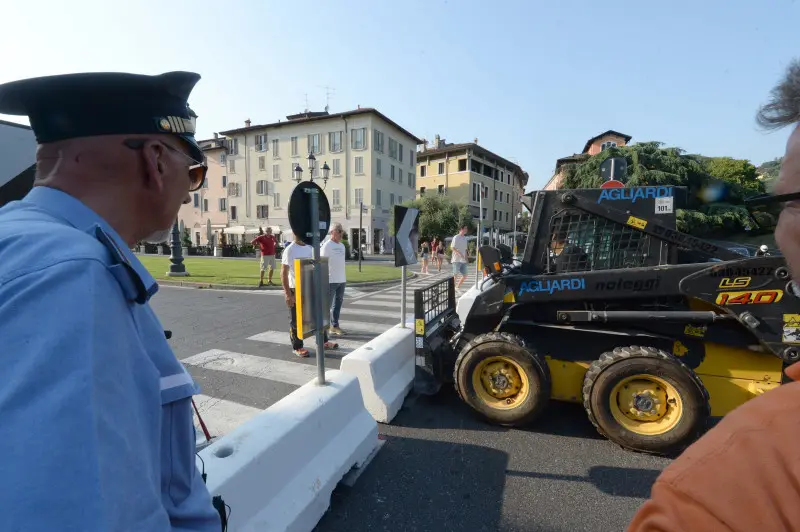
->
[[757, 58, 800, 130]]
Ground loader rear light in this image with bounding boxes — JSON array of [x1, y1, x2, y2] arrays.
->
[[493, 261, 502, 272]]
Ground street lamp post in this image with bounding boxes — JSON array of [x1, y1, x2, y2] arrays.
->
[[293, 154, 331, 385], [167, 218, 189, 276]]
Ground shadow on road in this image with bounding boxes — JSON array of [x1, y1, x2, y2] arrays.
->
[[315, 435, 510, 532], [505, 466, 661, 499], [397, 389, 603, 441]]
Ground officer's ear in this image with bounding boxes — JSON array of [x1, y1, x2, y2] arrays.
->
[[139, 140, 169, 194]]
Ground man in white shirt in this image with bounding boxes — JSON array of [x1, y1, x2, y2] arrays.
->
[[450, 225, 470, 289], [281, 236, 338, 357], [321, 222, 347, 336]]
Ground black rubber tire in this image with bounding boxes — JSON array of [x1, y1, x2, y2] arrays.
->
[[582, 345, 710, 456], [454, 332, 551, 426]]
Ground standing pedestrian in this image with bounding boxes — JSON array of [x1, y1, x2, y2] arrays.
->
[[450, 225, 470, 289], [420, 239, 430, 273], [281, 235, 339, 357], [321, 222, 347, 336], [252, 226, 277, 287], [0, 71, 220, 530]]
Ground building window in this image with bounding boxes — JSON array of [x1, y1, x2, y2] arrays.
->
[[255, 134, 267, 152], [329, 131, 343, 152], [420, 166, 426, 177], [256, 180, 268, 195], [373, 130, 384, 153], [399, 144, 404, 162], [391, 165, 395, 181], [376, 189, 382, 206], [226, 138, 239, 155], [482, 207, 487, 219], [399, 171, 403, 184], [408, 173, 414, 188], [272, 139, 280, 157], [409, 149, 414, 167], [390, 193, 395, 206], [229, 159, 236, 173], [472, 183, 479, 202], [506, 193, 510, 203], [399, 196, 403, 204], [291, 137, 298, 156], [220, 153, 227, 165], [203, 199, 208, 212], [332, 189, 341, 206], [222, 175, 227, 187], [506, 212, 509, 223], [458, 159, 467, 172], [273, 164, 280, 181], [201, 178, 208, 189], [376, 158, 382, 176], [420, 187, 426, 195], [355, 156, 364, 174], [228, 182, 241, 197], [354, 188, 364, 205], [258, 156, 265, 171], [193, 193, 199, 207], [438, 185, 445, 195], [332, 158, 341, 176], [257, 205, 269, 219], [601, 141, 617, 150], [388, 138, 398, 159], [231, 206, 238, 220], [273, 193, 281, 208], [351, 128, 366, 150], [438, 162, 444, 175], [219, 198, 227, 211], [308, 134, 321, 154]]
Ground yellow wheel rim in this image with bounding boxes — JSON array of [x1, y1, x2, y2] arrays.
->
[[609, 374, 683, 435], [472, 356, 530, 410]]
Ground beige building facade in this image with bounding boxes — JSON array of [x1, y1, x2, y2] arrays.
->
[[217, 108, 421, 253], [415, 136, 528, 234], [177, 137, 231, 246]]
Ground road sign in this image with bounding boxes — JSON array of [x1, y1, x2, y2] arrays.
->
[[600, 180, 625, 189], [468, 204, 481, 218], [600, 157, 627, 182], [294, 257, 330, 339], [394, 205, 419, 267], [288, 180, 331, 245]]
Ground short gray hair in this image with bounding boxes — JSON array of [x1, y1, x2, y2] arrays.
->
[[757, 58, 800, 130], [330, 222, 344, 234]]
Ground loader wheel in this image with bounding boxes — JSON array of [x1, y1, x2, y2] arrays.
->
[[582, 346, 710, 456], [454, 332, 551, 426]]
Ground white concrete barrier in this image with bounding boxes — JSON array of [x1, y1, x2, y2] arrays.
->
[[198, 370, 379, 532], [340, 323, 414, 423]]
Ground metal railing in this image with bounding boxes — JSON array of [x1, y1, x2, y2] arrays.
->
[[413, 276, 456, 339]]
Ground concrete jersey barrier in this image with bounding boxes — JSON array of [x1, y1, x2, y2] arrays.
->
[[340, 323, 415, 423], [198, 370, 378, 531]]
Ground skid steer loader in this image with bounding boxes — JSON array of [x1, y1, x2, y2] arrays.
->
[[412, 185, 796, 456]]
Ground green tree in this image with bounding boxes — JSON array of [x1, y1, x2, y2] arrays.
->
[[389, 195, 476, 241], [559, 142, 765, 238], [757, 157, 782, 191]]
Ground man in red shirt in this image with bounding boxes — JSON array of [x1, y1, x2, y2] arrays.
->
[[251, 227, 277, 287]]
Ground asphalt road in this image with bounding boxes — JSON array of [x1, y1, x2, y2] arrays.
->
[[150, 267, 669, 532]]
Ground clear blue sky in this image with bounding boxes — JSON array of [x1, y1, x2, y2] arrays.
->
[[1, 0, 797, 190]]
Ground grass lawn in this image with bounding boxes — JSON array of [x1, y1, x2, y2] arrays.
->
[[137, 256, 405, 286]]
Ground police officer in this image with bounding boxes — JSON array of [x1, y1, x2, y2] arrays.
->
[[0, 72, 221, 530]]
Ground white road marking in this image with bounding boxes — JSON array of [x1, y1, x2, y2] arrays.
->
[[350, 299, 412, 308], [340, 308, 406, 319], [182, 349, 320, 386], [247, 330, 366, 350], [192, 394, 263, 439], [335, 321, 395, 335]]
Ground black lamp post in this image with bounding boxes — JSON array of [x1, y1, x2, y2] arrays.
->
[[167, 218, 189, 276]]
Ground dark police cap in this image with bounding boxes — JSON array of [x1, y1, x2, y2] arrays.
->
[[0, 71, 204, 162]]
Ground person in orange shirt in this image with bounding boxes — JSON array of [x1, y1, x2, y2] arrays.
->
[[628, 58, 800, 532]]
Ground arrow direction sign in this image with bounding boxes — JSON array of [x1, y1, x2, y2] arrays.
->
[[394, 206, 419, 267]]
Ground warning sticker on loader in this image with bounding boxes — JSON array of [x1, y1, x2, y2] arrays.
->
[[626, 216, 647, 230], [655, 196, 673, 214], [783, 314, 800, 344], [415, 319, 425, 336]]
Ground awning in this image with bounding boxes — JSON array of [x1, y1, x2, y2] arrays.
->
[[223, 226, 246, 235]]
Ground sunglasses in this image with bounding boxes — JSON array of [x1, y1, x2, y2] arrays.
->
[[124, 138, 207, 192]]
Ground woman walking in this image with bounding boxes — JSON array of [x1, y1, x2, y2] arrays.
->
[[435, 238, 445, 271], [420, 240, 430, 273]]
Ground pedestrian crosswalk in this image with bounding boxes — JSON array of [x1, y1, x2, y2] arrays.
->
[[186, 265, 480, 447]]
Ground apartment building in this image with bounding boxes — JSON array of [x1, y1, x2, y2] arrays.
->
[[544, 130, 632, 190], [176, 136, 231, 246], [416, 136, 528, 233], [217, 108, 421, 253]]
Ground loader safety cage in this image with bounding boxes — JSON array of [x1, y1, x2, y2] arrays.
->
[[413, 276, 457, 357]]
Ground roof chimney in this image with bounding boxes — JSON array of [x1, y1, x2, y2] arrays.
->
[[213, 132, 218, 139], [474, 137, 478, 144], [434, 134, 440, 148], [421, 138, 428, 152], [245, 119, 251, 127]]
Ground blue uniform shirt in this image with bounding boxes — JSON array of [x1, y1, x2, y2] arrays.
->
[[0, 187, 220, 531]]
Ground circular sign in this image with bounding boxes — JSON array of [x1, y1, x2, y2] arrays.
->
[[600, 180, 625, 189], [288, 180, 331, 245]]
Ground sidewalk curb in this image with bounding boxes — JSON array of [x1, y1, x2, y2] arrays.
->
[[156, 273, 417, 291]]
